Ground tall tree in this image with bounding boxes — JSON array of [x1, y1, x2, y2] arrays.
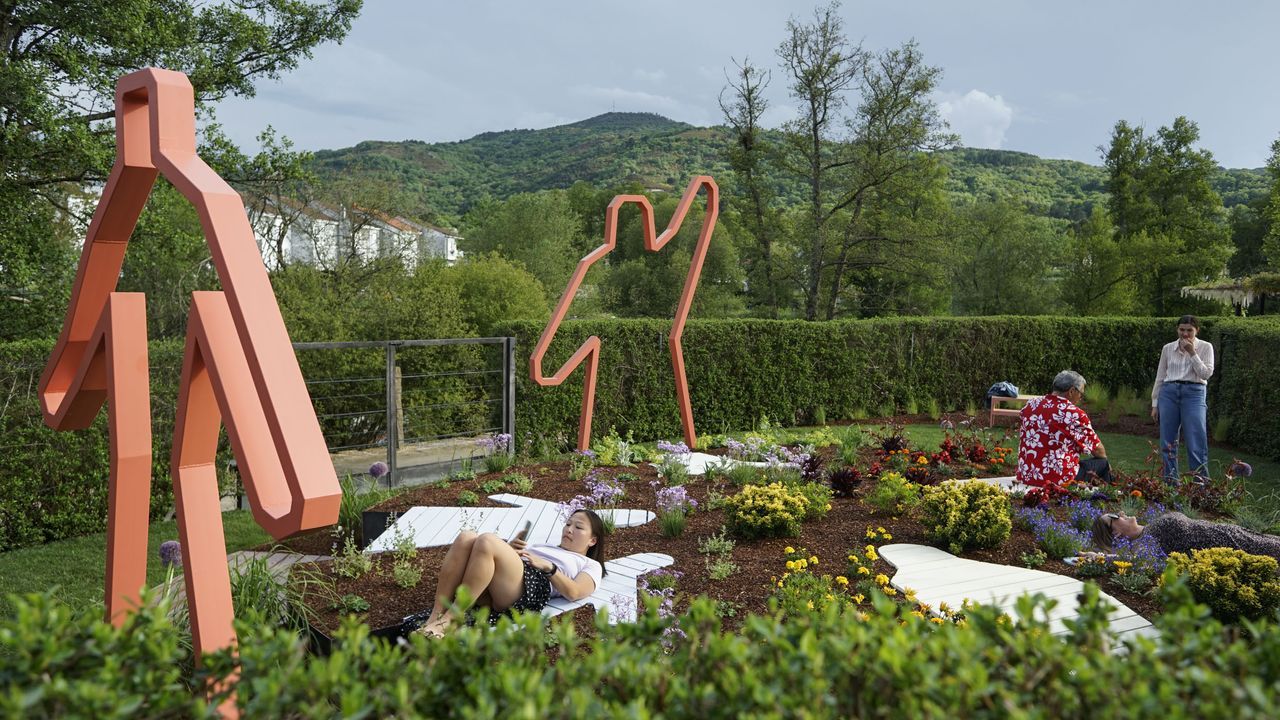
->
[[1261, 136, 1280, 270], [949, 199, 1064, 316], [0, 0, 362, 339], [460, 192, 586, 302], [776, 1, 863, 320], [1102, 117, 1232, 314], [720, 57, 787, 316], [1059, 206, 1136, 315]]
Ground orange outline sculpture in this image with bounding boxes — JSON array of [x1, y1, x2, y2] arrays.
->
[[38, 69, 340, 661], [531, 176, 719, 450]]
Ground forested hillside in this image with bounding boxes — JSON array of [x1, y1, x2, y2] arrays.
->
[[310, 112, 1267, 224]]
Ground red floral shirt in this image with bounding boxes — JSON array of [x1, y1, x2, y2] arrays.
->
[[1015, 394, 1100, 489]]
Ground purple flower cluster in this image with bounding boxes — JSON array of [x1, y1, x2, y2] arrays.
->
[[638, 569, 687, 646], [1228, 460, 1254, 478], [656, 440, 691, 456], [558, 471, 625, 519], [725, 436, 769, 461], [1111, 533, 1168, 575], [1017, 506, 1091, 555], [654, 483, 697, 515], [368, 461, 389, 479], [1065, 499, 1104, 532], [158, 540, 182, 569], [476, 433, 512, 454]]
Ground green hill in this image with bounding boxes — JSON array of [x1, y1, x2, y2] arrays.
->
[[309, 112, 1269, 224]]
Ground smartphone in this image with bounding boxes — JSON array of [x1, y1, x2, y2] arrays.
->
[[514, 520, 532, 542]]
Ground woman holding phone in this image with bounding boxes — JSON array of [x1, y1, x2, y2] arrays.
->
[[413, 508, 607, 637]]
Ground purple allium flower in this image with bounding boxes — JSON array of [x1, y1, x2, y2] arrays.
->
[[477, 433, 512, 454], [1228, 460, 1253, 478], [368, 461, 389, 479], [656, 440, 691, 456], [654, 484, 697, 515], [159, 540, 182, 569]]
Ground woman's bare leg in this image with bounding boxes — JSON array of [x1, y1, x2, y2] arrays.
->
[[421, 531, 478, 632]]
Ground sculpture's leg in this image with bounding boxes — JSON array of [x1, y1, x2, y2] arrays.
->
[[578, 343, 600, 451], [100, 293, 153, 624], [172, 305, 236, 659]]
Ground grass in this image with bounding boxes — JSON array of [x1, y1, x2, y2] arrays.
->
[[0, 510, 271, 617]]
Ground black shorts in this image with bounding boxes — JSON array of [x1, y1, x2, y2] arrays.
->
[[484, 559, 552, 626]]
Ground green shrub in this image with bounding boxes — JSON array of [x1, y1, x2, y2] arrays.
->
[[919, 480, 1012, 553], [8, 587, 1280, 717], [503, 472, 534, 494], [456, 490, 479, 506], [723, 482, 809, 540], [865, 472, 920, 515], [793, 482, 834, 521], [478, 478, 504, 494], [591, 427, 636, 466], [725, 463, 762, 487], [1020, 549, 1048, 568], [1036, 523, 1087, 559], [1166, 547, 1280, 622]]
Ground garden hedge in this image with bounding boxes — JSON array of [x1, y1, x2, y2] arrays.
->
[[4, 315, 1278, 551], [4, 584, 1280, 718], [496, 316, 1280, 460]]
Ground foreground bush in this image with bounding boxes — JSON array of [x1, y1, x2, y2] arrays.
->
[[1166, 547, 1280, 622], [5, 581, 1280, 718], [919, 480, 1013, 553]]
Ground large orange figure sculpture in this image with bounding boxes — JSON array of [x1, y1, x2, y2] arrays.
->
[[38, 68, 340, 660], [531, 177, 718, 450]]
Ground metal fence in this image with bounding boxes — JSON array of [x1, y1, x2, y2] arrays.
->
[[292, 337, 515, 486]]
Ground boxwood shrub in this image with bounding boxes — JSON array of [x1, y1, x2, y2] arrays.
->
[[5, 581, 1280, 718]]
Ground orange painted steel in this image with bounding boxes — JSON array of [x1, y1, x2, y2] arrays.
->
[[530, 176, 719, 450], [37, 68, 340, 662]]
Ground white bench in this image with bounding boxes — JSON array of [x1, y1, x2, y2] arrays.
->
[[366, 493, 655, 553], [543, 552, 674, 622]]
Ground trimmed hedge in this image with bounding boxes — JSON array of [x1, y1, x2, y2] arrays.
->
[[4, 585, 1280, 718], [497, 316, 1280, 460]]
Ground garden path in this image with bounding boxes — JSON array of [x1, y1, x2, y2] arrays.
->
[[880, 543, 1157, 643]]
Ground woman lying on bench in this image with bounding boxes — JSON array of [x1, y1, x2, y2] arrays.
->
[[414, 508, 608, 637], [1089, 510, 1280, 562]]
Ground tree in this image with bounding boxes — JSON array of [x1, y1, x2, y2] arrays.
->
[[775, 1, 863, 319], [949, 199, 1064, 316], [1059, 207, 1137, 315], [461, 192, 587, 302], [0, 0, 362, 338], [1261, 136, 1280, 270], [720, 57, 787, 316], [442, 254, 548, 336], [1102, 117, 1232, 314]]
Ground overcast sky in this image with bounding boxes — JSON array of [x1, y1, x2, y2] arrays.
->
[[214, 1, 1280, 169]]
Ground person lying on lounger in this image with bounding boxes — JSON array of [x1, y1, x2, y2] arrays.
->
[[1090, 510, 1280, 563], [414, 508, 608, 637]]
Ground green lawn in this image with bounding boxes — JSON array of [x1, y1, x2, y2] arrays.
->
[[0, 510, 271, 617]]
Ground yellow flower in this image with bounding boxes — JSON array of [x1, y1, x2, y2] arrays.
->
[[876, 527, 886, 534], [785, 546, 795, 554], [778, 581, 784, 587], [911, 610, 925, 619], [809, 555, 819, 565], [866, 529, 877, 539], [857, 566, 871, 575], [853, 594, 866, 604], [904, 590, 918, 603], [806, 600, 814, 610], [875, 573, 889, 586], [836, 576, 849, 586], [917, 456, 928, 464], [882, 586, 897, 597], [786, 560, 796, 570], [930, 617, 945, 625], [882, 533, 892, 540], [857, 612, 870, 622], [825, 503, 832, 511], [847, 554, 859, 563], [825, 594, 834, 601]]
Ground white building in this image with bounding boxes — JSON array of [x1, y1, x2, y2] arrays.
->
[[246, 198, 463, 271]]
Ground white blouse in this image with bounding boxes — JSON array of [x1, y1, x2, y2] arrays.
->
[[1151, 337, 1215, 407], [525, 543, 602, 598]]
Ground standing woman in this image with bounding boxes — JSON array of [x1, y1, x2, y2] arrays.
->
[[1150, 315, 1215, 480]]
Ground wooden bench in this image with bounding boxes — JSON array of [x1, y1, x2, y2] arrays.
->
[[543, 552, 674, 622], [989, 394, 1042, 426]]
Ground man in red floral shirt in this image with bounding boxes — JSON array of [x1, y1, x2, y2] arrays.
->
[[1015, 370, 1109, 489]]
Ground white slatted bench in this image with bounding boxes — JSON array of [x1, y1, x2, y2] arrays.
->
[[366, 493, 655, 553], [879, 543, 1156, 643], [543, 552, 674, 622]]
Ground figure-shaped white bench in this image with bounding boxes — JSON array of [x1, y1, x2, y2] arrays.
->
[[366, 493, 654, 553], [367, 494, 672, 624], [879, 543, 1156, 642]]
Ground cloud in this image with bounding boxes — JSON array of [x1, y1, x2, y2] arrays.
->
[[570, 85, 682, 113], [936, 90, 1014, 149], [632, 68, 667, 83]]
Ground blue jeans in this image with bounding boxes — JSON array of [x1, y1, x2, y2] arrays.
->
[[1158, 382, 1208, 480]]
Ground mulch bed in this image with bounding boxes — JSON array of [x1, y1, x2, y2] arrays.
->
[[277, 454, 1163, 639]]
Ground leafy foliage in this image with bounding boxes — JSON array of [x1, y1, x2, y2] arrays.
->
[[1166, 548, 1280, 623], [919, 480, 1013, 553]]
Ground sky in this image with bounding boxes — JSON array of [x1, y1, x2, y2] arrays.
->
[[215, 1, 1280, 169]]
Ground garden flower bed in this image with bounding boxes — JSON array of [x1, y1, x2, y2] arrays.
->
[[266, 422, 1244, 642]]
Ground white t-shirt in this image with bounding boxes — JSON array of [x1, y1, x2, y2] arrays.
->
[[526, 543, 602, 598]]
